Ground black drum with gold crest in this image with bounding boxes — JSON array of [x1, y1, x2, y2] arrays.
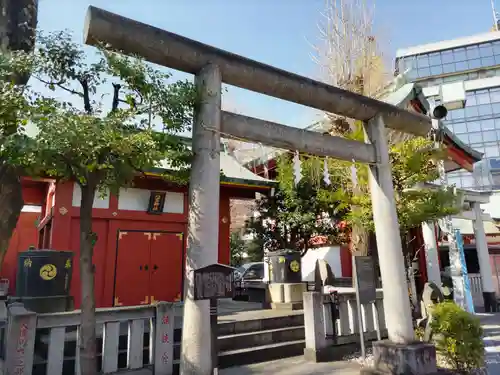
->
[[16, 250, 74, 298], [267, 249, 302, 284]]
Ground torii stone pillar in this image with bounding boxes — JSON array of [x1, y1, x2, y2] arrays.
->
[[364, 116, 436, 374], [181, 64, 222, 375], [472, 202, 497, 312], [422, 221, 442, 289], [364, 115, 414, 343]]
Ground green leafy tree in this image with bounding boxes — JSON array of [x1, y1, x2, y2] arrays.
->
[[246, 155, 349, 257], [271, 134, 460, 280], [230, 231, 246, 266], [430, 301, 484, 373], [243, 235, 269, 263], [28, 32, 195, 375], [0, 0, 38, 270], [341, 135, 461, 255], [345, 136, 461, 309]]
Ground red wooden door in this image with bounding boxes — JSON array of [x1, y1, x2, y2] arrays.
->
[[114, 231, 151, 306], [149, 232, 184, 303]]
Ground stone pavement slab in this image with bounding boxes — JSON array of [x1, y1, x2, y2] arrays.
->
[[116, 358, 362, 375], [219, 356, 362, 375], [478, 313, 500, 374], [218, 299, 265, 316]]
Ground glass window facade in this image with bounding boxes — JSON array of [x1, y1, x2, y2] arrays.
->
[[438, 87, 500, 188], [398, 37, 500, 190], [397, 40, 500, 80], [415, 67, 500, 88]]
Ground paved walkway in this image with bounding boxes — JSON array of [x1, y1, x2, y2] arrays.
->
[[123, 307, 500, 375], [217, 299, 269, 320], [219, 356, 363, 375], [216, 313, 500, 375], [479, 313, 500, 374], [124, 359, 362, 375]]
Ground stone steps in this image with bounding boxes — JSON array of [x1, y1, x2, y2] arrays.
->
[[218, 311, 304, 335], [217, 312, 306, 368], [219, 340, 306, 368], [218, 325, 305, 351]]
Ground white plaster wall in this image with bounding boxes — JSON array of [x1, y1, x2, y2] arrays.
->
[[163, 192, 184, 214], [72, 183, 110, 209], [22, 205, 41, 213], [117, 188, 184, 214], [301, 246, 342, 281], [482, 192, 500, 219], [262, 246, 343, 283]]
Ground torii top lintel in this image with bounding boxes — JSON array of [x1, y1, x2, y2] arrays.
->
[[83, 6, 431, 137]]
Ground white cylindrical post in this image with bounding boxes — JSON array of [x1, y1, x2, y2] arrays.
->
[[472, 202, 497, 312], [421, 221, 442, 289], [180, 63, 222, 375], [364, 115, 414, 344]]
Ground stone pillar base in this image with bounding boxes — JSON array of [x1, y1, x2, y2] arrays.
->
[[270, 302, 303, 310], [360, 340, 437, 375], [268, 283, 305, 310], [304, 347, 335, 362], [483, 291, 498, 312]]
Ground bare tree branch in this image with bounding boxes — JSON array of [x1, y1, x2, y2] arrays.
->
[[313, 0, 391, 255], [79, 78, 92, 114], [111, 83, 121, 112], [34, 75, 84, 97]]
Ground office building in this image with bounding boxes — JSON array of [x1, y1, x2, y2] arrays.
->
[[396, 30, 500, 191]]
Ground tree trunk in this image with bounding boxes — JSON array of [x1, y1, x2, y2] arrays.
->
[[401, 231, 418, 318], [0, 0, 38, 271], [78, 184, 97, 375], [0, 164, 23, 270], [351, 222, 369, 256], [350, 169, 369, 257]]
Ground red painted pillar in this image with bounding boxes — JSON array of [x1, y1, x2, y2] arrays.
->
[[50, 182, 73, 250], [340, 245, 352, 277], [218, 190, 230, 265]]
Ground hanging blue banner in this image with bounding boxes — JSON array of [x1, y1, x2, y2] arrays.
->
[[455, 228, 475, 314]]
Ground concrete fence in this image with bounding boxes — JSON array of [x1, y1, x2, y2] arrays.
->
[[303, 290, 387, 362], [469, 273, 484, 309], [0, 302, 182, 375], [1, 289, 387, 374]]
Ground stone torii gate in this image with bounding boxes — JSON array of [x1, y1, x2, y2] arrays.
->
[[84, 6, 435, 374]]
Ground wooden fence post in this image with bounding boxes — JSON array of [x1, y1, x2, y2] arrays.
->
[[4, 303, 37, 375], [154, 302, 175, 375]]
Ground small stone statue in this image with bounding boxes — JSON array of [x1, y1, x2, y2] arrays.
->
[[418, 282, 445, 342], [313, 259, 335, 292]]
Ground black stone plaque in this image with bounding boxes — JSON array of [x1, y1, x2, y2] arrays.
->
[[147, 191, 166, 214], [193, 263, 235, 301], [354, 256, 377, 304]]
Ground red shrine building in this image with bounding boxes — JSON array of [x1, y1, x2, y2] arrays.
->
[[2, 150, 273, 309]]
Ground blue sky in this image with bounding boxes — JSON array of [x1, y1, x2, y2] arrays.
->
[[36, 0, 499, 129]]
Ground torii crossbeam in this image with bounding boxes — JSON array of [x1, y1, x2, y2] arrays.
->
[[84, 6, 432, 375]]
